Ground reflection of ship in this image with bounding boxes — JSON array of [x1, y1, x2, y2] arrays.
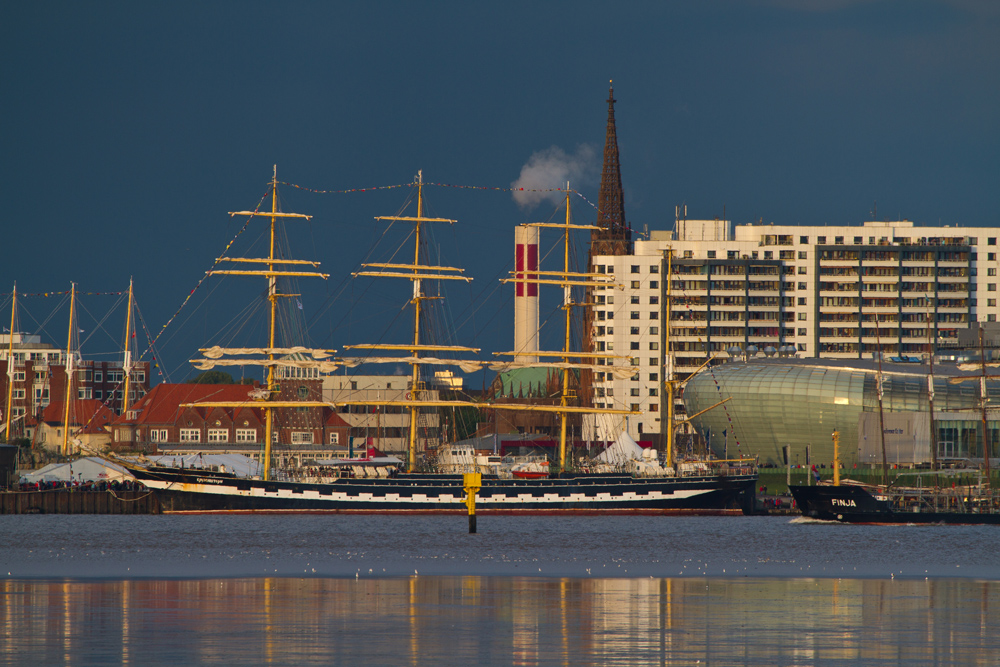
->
[[124, 169, 756, 514]]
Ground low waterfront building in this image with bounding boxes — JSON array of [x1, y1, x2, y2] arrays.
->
[[681, 357, 1000, 468]]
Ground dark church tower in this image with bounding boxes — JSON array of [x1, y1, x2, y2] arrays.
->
[[590, 82, 632, 257], [582, 83, 633, 409]]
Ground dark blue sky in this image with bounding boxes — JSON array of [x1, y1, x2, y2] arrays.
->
[[3, 1, 998, 382]]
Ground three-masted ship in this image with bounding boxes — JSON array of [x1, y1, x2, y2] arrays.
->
[[124, 170, 757, 514]]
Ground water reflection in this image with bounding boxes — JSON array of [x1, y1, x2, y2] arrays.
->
[[1, 576, 998, 666]]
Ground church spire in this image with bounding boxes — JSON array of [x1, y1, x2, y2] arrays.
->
[[592, 81, 631, 256]]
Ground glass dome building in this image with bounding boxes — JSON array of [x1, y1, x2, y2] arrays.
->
[[682, 358, 1000, 466]]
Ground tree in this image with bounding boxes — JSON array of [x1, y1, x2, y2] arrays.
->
[[187, 370, 235, 385]]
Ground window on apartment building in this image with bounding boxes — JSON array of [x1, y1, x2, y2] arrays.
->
[[630, 341, 640, 350], [649, 327, 658, 335], [631, 312, 639, 320], [630, 327, 640, 335], [834, 237, 843, 245], [798, 313, 808, 321], [77, 388, 92, 399], [236, 429, 257, 443], [751, 252, 758, 259], [854, 237, 863, 244], [817, 236, 826, 244], [596, 295, 605, 305], [650, 311, 658, 319], [798, 344, 807, 352], [990, 238, 997, 246], [707, 251, 716, 258], [607, 327, 613, 335], [798, 267, 807, 274], [630, 403, 640, 411], [800, 236, 809, 244], [596, 326, 605, 336], [989, 268, 996, 276], [649, 342, 659, 350], [94, 371, 102, 382], [683, 250, 693, 259], [630, 281, 640, 289], [607, 296, 614, 304], [12, 389, 25, 399], [649, 388, 658, 397], [179, 429, 200, 443], [329, 432, 340, 445], [94, 390, 102, 399], [607, 341, 614, 351], [649, 280, 658, 289], [990, 253, 997, 262], [631, 295, 640, 304], [798, 328, 807, 335], [991, 315, 998, 322], [649, 296, 659, 305], [291, 431, 314, 445], [989, 284, 996, 292], [649, 373, 658, 381], [607, 265, 615, 273], [764, 251, 773, 259], [989, 299, 997, 307], [631, 265, 640, 273], [208, 429, 228, 443], [650, 265, 658, 273], [728, 251, 738, 259], [631, 388, 640, 397], [798, 298, 807, 306], [798, 282, 807, 290], [649, 357, 657, 365]]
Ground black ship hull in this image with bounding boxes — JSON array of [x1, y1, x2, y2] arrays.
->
[[789, 484, 1000, 525], [128, 466, 756, 515]]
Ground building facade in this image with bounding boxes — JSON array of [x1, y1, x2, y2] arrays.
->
[[323, 374, 441, 458], [1, 333, 150, 442], [587, 219, 997, 443]]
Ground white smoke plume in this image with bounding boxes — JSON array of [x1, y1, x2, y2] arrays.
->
[[511, 144, 598, 209]]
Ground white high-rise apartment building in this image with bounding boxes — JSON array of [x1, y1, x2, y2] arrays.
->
[[587, 218, 993, 442]]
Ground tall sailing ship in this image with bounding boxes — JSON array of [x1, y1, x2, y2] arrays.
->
[[122, 169, 757, 513]]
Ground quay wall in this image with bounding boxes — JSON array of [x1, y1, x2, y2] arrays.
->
[[0, 489, 161, 514]]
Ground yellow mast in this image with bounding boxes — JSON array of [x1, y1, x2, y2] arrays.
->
[[62, 283, 76, 457], [4, 283, 16, 442], [349, 170, 470, 473], [406, 172, 425, 473], [558, 187, 573, 473], [263, 166, 282, 481], [121, 278, 134, 415]]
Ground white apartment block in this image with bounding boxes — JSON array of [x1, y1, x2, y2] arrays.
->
[[588, 218, 993, 443]]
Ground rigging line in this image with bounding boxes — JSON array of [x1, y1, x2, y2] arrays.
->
[[146, 187, 271, 362], [136, 307, 172, 384], [21, 293, 70, 344], [76, 292, 128, 350], [304, 195, 414, 334]]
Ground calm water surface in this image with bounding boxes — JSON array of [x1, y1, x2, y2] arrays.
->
[[1, 515, 998, 666]]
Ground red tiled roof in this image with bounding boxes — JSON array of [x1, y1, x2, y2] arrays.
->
[[41, 399, 117, 433], [324, 410, 351, 428], [115, 384, 266, 426]]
